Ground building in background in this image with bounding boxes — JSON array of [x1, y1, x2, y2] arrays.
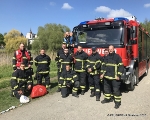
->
[[25, 29, 37, 45]]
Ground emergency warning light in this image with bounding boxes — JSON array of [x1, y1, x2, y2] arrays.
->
[[114, 17, 129, 22], [79, 21, 89, 25]]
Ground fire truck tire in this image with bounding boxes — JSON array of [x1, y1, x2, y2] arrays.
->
[[135, 67, 139, 85], [144, 63, 149, 76], [126, 69, 135, 91]]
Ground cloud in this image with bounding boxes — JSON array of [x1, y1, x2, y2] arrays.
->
[[62, 3, 73, 10], [95, 6, 132, 18], [144, 3, 150, 8], [49, 2, 55, 6], [95, 6, 111, 13], [108, 9, 132, 18]]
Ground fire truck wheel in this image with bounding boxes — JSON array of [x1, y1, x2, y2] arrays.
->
[[144, 63, 149, 76], [126, 69, 135, 91], [135, 67, 139, 85]]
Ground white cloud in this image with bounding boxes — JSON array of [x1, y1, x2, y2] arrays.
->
[[95, 6, 111, 13], [62, 3, 73, 10], [144, 3, 150, 8], [95, 6, 132, 18], [50, 2, 55, 6], [107, 9, 132, 18]]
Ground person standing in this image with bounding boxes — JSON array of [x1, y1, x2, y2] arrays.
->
[[100, 45, 124, 109], [74, 45, 88, 95], [12, 43, 32, 71], [34, 49, 51, 91], [86, 47, 102, 101]]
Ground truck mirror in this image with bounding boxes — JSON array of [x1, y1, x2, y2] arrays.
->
[[130, 39, 137, 44]]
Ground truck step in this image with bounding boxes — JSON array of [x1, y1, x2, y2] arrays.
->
[[126, 66, 130, 68], [126, 72, 130, 76]]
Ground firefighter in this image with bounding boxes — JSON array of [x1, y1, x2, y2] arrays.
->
[[74, 45, 88, 95], [34, 48, 51, 91], [12, 43, 32, 71], [103, 49, 114, 100], [10, 63, 33, 99], [55, 42, 72, 92], [86, 46, 102, 101], [100, 45, 124, 109], [59, 64, 79, 98]]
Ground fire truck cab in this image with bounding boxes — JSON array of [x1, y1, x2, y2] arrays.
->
[[72, 16, 150, 91]]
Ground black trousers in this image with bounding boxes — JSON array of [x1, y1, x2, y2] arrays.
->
[[76, 72, 86, 91], [61, 81, 79, 96], [12, 85, 32, 99], [103, 78, 121, 103], [88, 74, 100, 96], [37, 73, 50, 88]]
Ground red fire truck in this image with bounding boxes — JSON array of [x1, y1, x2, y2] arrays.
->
[[72, 16, 150, 91]]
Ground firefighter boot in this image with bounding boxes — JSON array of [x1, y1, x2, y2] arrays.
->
[[72, 92, 79, 98], [96, 95, 100, 101], [90, 90, 95, 97], [62, 95, 67, 98], [101, 98, 112, 104], [114, 102, 121, 109], [81, 90, 85, 95], [110, 95, 114, 102]]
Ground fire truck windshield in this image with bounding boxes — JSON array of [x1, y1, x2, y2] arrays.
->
[[77, 26, 123, 45]]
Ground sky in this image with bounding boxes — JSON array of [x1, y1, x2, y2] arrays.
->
[[0, 0, 150, 36]]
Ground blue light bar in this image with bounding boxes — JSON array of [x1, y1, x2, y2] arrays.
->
[[79, 21, 89, 25], [114, 17, 129, 22]]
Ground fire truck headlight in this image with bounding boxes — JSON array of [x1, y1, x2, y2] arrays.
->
[[105, 22, 111, 25], [83, 25, 87, 28]]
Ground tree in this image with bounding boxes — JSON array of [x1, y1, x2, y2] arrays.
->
[[4, 29, 27, 52], [0, 33, 5, 46], [140, 19, 150, 33], [32, 23, 70, 53]]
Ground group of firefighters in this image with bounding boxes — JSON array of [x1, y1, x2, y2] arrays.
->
[[10, 32, 124, 109], [11, 43, 51, 99]]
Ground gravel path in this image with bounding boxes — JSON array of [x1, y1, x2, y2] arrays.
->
[[0, 73, 150, 120]]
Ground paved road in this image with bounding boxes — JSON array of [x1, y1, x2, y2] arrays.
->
[[0, 73, 150, 120]]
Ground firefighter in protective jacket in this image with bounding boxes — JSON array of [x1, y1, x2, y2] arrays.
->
[[12, 43, 31, 71], [10, 63, 32, 99], [34, 49, 51, 90], [86, 47, 102, 101], [100, 45, 124, 109], [59, 65, 79, 98], [74, 45, 88, 95]]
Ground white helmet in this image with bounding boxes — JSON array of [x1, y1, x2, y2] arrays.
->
[[20, 95, 30, 103]]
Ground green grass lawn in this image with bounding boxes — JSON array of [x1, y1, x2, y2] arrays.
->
[[0, 61, 58, 112]]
